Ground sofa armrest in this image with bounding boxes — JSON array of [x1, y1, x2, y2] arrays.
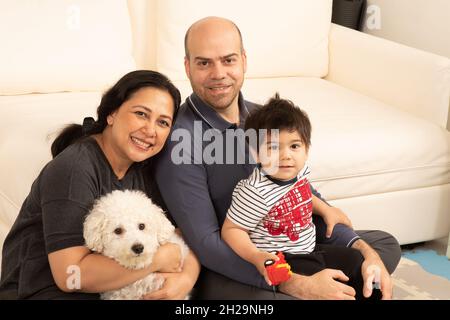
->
[[326, 24, 450, 129]]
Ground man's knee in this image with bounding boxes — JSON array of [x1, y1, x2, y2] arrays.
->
[[356, 229, 401, 274]]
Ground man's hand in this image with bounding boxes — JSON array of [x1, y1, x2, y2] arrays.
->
[[361, 258, 393, 299], [279, 269, 356, 300], [321, 207, 353, 238], [352, 239, 393, 300]]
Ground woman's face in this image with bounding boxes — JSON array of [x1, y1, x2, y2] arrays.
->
[[106, 87, 175, 166]]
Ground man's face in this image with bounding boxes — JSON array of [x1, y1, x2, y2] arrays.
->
[[184, 22, 246, 111]]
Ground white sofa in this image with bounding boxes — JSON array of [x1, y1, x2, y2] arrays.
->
[[1, 0, 449, 273]]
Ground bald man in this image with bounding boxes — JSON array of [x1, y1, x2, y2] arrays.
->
[[153, 17, 401, 300]]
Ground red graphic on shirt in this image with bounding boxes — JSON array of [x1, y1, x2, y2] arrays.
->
[[263, 178, 313, 241]]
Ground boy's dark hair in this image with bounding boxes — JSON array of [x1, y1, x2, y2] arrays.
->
[[245, 93, 311, 150], [51, 70, 181, 158]]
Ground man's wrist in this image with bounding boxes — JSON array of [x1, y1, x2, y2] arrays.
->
[[278, 273, 305, 297], [351, 239, 380, 260]]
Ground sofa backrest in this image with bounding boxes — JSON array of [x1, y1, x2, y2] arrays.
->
[[0, 0, 333, 95], [0, 0, 137, 95], [154, 0, 332, 81]]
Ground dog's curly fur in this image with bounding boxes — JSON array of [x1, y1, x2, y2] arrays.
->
[[83, 190, 189, 300]]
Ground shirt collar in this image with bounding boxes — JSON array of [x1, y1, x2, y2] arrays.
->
[[258, 164, 310, 186], [187, 92, 250, 132]]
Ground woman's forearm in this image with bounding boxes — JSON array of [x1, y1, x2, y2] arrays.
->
[[180, 250, 201, 286], [76, 253, 157, 293], [49, 246, 158, 293]]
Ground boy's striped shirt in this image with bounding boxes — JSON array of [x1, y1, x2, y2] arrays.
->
[[227, 165, 315, 254]]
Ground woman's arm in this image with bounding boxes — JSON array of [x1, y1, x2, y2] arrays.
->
[[48, 242, 182, 293]]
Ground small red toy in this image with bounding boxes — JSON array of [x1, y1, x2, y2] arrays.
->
[[264, 252, 292, 286]]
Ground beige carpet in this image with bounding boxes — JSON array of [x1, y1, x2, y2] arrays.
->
[[392, 257, 450, 300]]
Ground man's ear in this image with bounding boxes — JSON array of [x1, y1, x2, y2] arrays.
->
[[242, 50, 247, 74], [184, 56, 190, 78]]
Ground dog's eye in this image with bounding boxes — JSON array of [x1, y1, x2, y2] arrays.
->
[[138, 223, 145, 230], [114, 227, 123, 235]]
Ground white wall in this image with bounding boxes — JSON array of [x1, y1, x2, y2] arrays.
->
[[127, 0, 157, 70], [362, 0, 450, 59], [361, 0, 450, 129]]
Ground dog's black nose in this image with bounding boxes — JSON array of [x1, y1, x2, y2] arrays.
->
[[131, 243, 144, 254]]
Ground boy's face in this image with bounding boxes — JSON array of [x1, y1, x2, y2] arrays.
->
[[259, 129, 308, 181]]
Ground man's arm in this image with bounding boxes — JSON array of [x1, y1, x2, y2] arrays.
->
[[311, 185, 393, 299], [310, 185, 361, 247], [154, 139, 271, 290], [312, 194, 353, 237], [351, 239, 393, 299]]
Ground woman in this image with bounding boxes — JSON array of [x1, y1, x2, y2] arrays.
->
[[0, 70, 200, 299]]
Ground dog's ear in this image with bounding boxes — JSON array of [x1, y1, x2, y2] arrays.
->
[[155, 210, 175, 244], [83, 207, 107, 253]]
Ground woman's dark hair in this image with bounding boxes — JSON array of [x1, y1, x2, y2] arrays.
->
[[51, 70, 181, 158], [245, 93, 311, 151]]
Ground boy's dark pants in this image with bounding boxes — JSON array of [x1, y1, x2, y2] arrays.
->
[[285, 243, 368, 300]]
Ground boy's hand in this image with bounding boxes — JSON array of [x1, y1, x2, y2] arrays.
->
[[322, 207, 353, 238], [250, 251, 279, 285]]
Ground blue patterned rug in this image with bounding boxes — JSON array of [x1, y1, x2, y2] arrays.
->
[[392, 251, 450, 300], [402, 249, 450, 281]]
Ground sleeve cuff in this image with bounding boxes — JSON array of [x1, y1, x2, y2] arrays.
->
[[347, 236, 361, 248]]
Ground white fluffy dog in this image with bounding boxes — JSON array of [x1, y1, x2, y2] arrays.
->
[[83, 189, 189, 300]]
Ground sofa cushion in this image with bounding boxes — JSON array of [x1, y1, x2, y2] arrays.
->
[[156, 0, 332, 81], [0, 92, 101, 234], [0, 0, 135, 95], [0, 92, 103, 273], [241, 77, 450, 200]]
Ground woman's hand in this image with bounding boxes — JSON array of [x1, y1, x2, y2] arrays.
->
[[142, 249, 200, 300], [141, 272, 194, 300], [279, 269, 356, 300], [151, 242, 182, 273]]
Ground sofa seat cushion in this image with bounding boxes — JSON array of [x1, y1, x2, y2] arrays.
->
[[241, 77, 450, 200]]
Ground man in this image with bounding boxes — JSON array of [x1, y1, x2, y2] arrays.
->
[[154, 17, 401, 299]]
